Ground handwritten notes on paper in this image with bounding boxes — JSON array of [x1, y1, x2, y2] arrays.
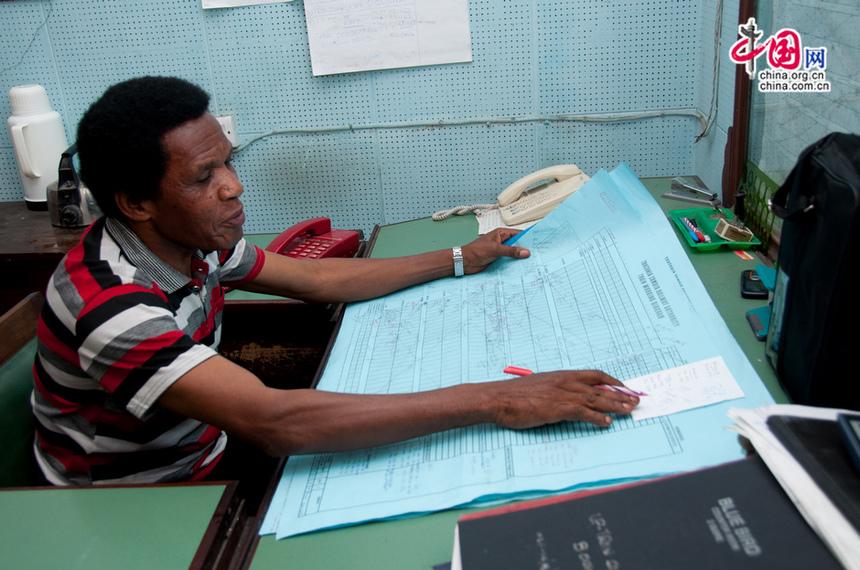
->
[[304, 0, 473, 76], [476, 207, 539, 235], [628, 357, 745, 422]]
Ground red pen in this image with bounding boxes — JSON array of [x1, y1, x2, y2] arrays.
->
[[503, 366, 533, 376]]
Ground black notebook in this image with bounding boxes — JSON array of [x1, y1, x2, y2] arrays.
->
[[454, 456, 841, 569], [767, 414, 860, 533]]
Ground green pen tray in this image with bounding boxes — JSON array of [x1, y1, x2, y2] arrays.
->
[[668, 207, 761, 251]]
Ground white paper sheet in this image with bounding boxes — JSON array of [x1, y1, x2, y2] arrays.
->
[[475, 207, 538, 235], [304, 0, 472, 76], [628, 356, 745, 421]]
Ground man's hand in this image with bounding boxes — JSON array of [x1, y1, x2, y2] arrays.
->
[[485, 370, 639, 429], [461, 228, 530, 274]]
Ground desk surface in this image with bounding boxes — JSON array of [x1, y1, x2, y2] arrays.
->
[[0, 201, 85, 259], [0, 201, 87, 313], [0, 483, 230, 569], [250, 177, 788, 569]]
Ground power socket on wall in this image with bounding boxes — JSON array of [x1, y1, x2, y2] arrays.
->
[[215, 115, 239, 147]]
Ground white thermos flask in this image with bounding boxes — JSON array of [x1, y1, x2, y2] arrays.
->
[[7, 84, 69, 211]]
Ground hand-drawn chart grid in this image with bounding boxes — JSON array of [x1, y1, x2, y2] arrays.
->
[[329, 225, 686, 396], [294, 225, 689, 517], [296, 413, 681, 518]]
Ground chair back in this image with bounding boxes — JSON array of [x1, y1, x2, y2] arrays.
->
[[0, 292, 43, 487]]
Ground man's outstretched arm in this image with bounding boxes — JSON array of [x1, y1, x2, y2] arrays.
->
[[157, 355, 638, 457], [241, 227, 530, 303]]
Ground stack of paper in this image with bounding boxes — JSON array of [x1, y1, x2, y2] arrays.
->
[[728, 405, 860, 569], [260, 164, 776, 539]]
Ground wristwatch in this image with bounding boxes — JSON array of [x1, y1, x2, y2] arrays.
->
[[452, 246, 464, 277]]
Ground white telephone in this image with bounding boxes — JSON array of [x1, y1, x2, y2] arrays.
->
[[497, 165, 590, 225]]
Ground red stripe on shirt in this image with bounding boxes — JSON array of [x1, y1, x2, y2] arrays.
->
[[223, 244, 265, 287], [98, 330, 185, 393], [37, 316, 81, 368], [63, 236, 108, 303], [78, 282, 165, 321]]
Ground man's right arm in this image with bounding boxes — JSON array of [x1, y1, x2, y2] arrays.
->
[[156, 355, 638, 457], [238, 228, 529, 304]]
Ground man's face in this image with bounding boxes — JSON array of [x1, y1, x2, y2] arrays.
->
[[146, 112, 245, 256]]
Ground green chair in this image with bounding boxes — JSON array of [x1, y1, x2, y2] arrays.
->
[[0, 292, 43, 488]]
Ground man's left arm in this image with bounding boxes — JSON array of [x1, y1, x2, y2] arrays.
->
[[240, 227, 530, 303]]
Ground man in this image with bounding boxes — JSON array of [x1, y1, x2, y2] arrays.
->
[[32, 76, 638, 486]]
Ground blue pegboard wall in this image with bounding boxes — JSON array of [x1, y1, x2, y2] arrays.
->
[[1, 0, 735, 236]]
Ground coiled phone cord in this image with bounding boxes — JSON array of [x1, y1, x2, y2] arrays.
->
[[432, 203, 497, 221]]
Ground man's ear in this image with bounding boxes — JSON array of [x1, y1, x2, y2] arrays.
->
[[115, 191, 152, 222]]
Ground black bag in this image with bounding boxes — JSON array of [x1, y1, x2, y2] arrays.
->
[[765, 133, 860, 410]]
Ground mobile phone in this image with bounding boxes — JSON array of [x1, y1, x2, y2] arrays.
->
[[741, 269, 769, 299], [745, 306, 770, 341]]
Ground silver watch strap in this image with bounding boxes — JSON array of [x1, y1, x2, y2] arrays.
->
[[452, 246, 464, 277]]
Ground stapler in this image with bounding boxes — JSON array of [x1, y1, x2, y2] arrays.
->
[[662, 178, 721, 207]]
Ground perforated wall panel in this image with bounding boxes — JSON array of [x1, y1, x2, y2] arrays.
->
[[537, 2, 699, 115], [1, 0, 733, 236]]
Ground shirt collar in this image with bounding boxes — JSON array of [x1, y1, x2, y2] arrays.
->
[[105, 218, 206, 294]]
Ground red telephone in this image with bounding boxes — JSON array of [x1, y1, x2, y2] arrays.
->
[[265, 217, 360, 259]]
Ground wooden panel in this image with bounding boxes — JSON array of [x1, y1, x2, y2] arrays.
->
[[0, 291, 42, 366], [219, 301, 337, 391]]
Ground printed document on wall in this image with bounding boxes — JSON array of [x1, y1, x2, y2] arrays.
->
[[304, 0, 472, 76], [260, 164, 776, 539]]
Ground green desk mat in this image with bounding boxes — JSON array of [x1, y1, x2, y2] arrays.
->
[[0, 484, 226, 569], [367, 215, 479, 259]]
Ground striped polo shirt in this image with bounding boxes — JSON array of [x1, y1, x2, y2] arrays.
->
[[32, 217, 265, 485]]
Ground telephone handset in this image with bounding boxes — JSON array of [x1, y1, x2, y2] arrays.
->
[[497, 164, 590, 225], [265, 217, 360, 259]]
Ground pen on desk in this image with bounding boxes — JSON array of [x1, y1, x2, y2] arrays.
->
[[503, 366, 647, 396], [680, 217, 702, 243], [503, 366, 533, 376], [682, 216, 710, 244], [687, 217, 711, 243]]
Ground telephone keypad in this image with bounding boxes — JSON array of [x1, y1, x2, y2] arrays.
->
[[503, 190, 552, 216], [285, 237, 339, 259]]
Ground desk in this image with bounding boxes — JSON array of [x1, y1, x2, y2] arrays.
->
[[0, 482, 234, 569], [0, 201, 85, 314], [248, 177, 789, 569]]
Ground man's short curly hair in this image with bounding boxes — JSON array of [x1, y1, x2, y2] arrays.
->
[[76, 76, 211, 219]]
